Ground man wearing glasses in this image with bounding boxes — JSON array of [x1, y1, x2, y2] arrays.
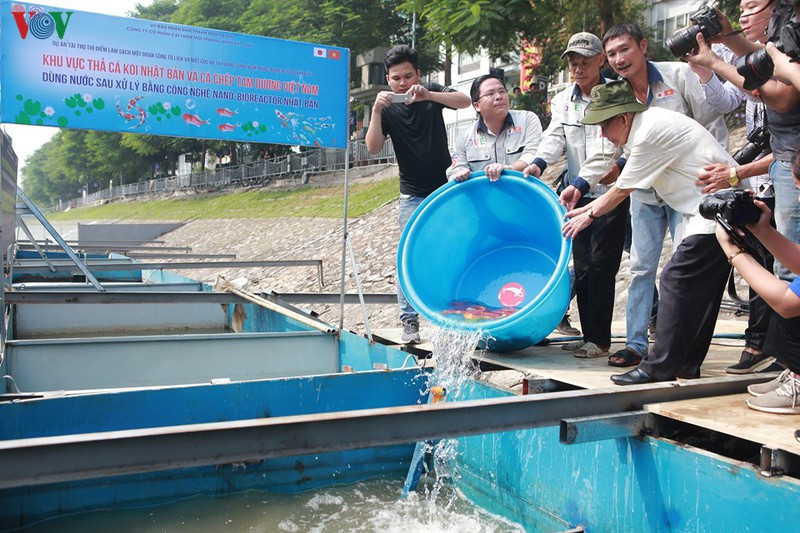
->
[[446, 74, 542, 183]]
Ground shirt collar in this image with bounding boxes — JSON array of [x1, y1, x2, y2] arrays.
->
[[626, 62, 664, 106], [476, 112, 515, 134], [570, 74, 606, 101]]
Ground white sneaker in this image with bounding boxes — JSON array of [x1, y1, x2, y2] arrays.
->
[[747, 369, 791, 397], [746, 372, 800, 414]]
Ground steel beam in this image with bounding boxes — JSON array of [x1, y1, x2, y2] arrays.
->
[[3, 291, 250, 304], [122, 253, 238, 260], [0, 375, 769, 489], [13, 259, 322, 273], [263, 292, 397, 304], [18, 244, 191, 252], [559, 411, 654, 445]]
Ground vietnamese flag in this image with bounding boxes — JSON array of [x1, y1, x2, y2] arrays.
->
[[328, 49, 341, 60]]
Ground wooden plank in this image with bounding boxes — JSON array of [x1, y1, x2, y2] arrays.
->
[[647, 393, 800, 455], [376, 319, 749, 390]]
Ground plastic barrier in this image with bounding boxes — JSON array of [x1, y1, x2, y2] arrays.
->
[[398, 170, 571, 352]]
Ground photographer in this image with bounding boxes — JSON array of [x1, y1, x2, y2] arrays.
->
[[563, 81, 738, 385], [685, 0, 779, 374], [366, 45, 471, 343], [691, 3, 800, 286], [716, 151, 800, 414]]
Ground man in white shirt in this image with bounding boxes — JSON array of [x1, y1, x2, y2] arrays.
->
[[563, 80, 736, 385], [560, 23, 729, 369], [522, 32, 626, 359]]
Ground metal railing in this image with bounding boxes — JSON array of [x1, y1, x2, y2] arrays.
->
[[60, 140, 397, 211]]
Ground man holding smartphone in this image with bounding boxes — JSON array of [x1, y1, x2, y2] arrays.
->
[[365, 44, 470, 343]]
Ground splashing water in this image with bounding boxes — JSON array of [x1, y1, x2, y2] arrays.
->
[[407, 326, 509, 527]]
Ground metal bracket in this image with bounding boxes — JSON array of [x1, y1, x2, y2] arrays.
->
[[15, 216, 56, 272], [759, 445, 800, 477], [13, 185, 105, 291], [560, 411, 655, 445], [523, 376, 579, 394]]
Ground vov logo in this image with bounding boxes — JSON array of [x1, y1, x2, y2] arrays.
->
[[11, 3, 73, 40]]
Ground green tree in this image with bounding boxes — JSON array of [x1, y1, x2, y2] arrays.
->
[[401, 0, 647, 79], [132, 0, 178, 21]]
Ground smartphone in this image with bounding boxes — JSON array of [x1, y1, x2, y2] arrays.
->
[[391, 93, 411, 104]]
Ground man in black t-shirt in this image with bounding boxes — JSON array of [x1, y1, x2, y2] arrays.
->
[[365, 45, 470, 343]]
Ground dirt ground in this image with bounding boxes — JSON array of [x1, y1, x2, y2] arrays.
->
[[157, 171, 749, 336]]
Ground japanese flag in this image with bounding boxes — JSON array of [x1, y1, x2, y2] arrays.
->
[[313, 47, 326, 58]]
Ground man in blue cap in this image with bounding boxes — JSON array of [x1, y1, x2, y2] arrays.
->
[[563, 80, 738, 385]]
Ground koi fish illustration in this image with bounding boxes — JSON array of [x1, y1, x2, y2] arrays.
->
[[116, 101, 137, 122], [182, 113, 210, 126], [292, 132, 300, 143], [217, 122, 239, 132], [313, 138, 321, 147], [134, 106, 147, 129], [126, 95, 145, 111], [275, 109, 288, 122], [216, 107, 238, 117], [280, 120, 289, 129]]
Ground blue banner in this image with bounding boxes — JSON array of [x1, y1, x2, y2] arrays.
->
[[0, 2, 349, 148]]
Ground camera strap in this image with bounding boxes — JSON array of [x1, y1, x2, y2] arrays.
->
[[726, 268, 761, 305], [716, 215, 767, 306]]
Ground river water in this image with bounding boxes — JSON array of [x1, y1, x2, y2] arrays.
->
[[24, 476, 523, 532], [24, 328, 523, 532]]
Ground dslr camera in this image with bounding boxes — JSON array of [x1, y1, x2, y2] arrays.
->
[[700, 189, 761, 228], [736, 21, 800, 90], [667, 6, 724, 57], [732, 126, 771, 165]]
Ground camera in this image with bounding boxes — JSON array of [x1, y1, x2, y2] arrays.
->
[[736, 21, 800, 90], [699, 189, 761, 228], [667, 6, 724, 57], [391, 93, 412, 104], [732, 126, 771, 165]]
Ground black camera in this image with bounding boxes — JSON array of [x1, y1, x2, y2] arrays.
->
[[736, 21, 800, 90], [667, 6, 724, 57], [732, 126, 771, 165], [699, 189, 761, 228]]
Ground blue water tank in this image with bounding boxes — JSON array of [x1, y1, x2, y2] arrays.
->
[[397, 170, 571, 351]]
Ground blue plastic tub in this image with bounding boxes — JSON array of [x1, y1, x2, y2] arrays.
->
[[397, 170, 571, 351]]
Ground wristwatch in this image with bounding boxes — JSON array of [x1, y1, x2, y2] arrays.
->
[[728, 166, 740, 187]]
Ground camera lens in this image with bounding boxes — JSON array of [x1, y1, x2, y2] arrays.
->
[[667, 25, 702, 57], [735, 49, 774, 90], [733, 142, 763, 165]]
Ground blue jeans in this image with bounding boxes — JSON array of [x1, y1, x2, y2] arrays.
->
[[397, 194, 425, 323], [771, 160, 800, 282], [626, 199, 683, 357]]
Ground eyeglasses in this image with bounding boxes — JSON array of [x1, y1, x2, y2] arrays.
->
[[479, 89, 508, 100]]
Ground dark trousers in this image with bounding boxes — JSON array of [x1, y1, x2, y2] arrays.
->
[[573, 195, 629, 347], [639, 234, 730, 380], [764, 314, 800, 374], [746, 196, 776, 351]]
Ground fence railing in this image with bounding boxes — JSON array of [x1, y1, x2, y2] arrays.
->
[[59, 140, 397, 211]]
